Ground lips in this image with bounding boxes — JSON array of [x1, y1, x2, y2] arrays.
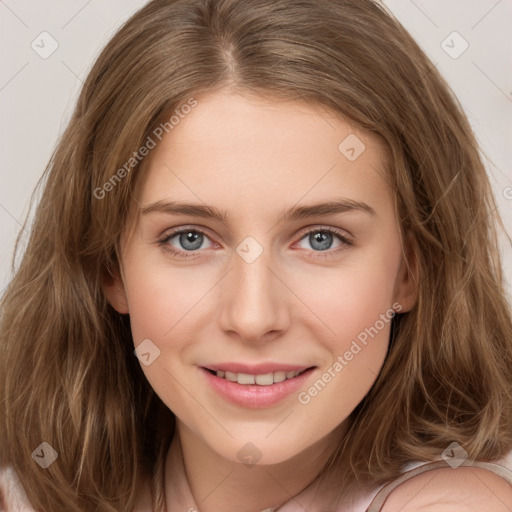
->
[[200, 363, 317, 408], [203, 363, 312, 375]]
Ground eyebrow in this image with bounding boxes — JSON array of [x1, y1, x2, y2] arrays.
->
[[140, 198, 376, 225]]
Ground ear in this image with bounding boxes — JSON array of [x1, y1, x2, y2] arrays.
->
[[393, 235, 419, 313], [102, 265, 129, 314]]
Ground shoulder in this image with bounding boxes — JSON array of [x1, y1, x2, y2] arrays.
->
[[0, 465, 35, 512], [0, 465, 153, 512], [380, 463, 512, 512]]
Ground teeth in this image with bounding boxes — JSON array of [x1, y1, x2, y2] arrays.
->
[[237, 373, 255, 385], [255, 373, 274, 385], [215, 369, 305, 385], [225, 371, 237, 382], [273, 371, 286, 383]]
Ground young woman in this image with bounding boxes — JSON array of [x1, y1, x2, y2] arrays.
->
[[1, 0, 511, 511]]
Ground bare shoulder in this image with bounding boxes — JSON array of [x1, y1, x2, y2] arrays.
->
[[381, 466, 512, 512], [0, 466, 155, 512], [0, 465, 34, 511]]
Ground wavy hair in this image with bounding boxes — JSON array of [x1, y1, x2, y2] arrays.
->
[[1, 0, 511, 510]]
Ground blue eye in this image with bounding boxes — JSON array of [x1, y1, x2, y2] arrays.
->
[[157, 228, 213, 258], [157, 226, 352, 260], [298, 230, 342, 251]]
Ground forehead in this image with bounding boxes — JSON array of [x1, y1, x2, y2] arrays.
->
[[137, 90, 391, 221]]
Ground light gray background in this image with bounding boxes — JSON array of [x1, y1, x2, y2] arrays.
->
[[1, 0, 511, 300]]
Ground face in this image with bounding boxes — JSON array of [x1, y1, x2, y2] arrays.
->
[[106, 89, 416, 465]]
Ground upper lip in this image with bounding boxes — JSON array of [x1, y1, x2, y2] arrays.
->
[[202, 363, 314, 374]]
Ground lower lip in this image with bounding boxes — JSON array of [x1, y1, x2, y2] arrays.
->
[[200, 367, 316, 408]]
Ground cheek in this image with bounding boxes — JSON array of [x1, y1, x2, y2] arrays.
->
[[292, 243, 400, 410], [122, 260, 208, 419], [294, 247, 400, 352], [123, 258, 213, 345], [122, 258, 218, 411], [295, 270, 395, 430]]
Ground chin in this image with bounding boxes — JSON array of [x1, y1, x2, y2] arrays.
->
[[210, 435, 312, 467]]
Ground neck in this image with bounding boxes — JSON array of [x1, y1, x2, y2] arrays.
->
[[164, 420, 347, 512]]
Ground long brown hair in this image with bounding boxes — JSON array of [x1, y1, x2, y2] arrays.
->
[[1, 0, 511, 510]]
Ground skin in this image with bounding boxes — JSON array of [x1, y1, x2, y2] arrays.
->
[[105, 89, 419, 511], [381, 466, 512, 511]]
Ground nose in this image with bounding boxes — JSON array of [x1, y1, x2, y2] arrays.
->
[[218, 246, 291, 344]]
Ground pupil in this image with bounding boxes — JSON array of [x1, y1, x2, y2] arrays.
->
[[180, 231, 202, 250], [311, 231, 332, 251]]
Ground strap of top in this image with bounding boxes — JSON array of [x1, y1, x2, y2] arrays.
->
[[366, 459, 512, 512]]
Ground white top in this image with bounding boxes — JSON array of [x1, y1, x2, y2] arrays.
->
[[1, 448, 511, 511]]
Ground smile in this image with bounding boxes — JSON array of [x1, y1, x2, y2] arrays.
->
[[200, 365, 317, 408], [206, 368, 309, 386]]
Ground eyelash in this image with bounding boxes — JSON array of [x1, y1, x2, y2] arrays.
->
[[156, 226, 353, 260]]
